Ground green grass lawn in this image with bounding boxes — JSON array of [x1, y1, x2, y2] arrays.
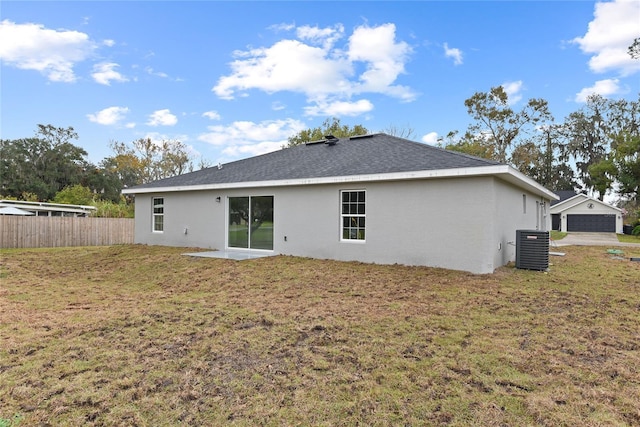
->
[[228, 222, 273, 250], [550, 230, 567, 241], [618, 233, 640, 243], [1, 245, 639, 426]]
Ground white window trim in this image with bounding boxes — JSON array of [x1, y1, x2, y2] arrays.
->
[[340, 189, 366, 243], [152, 197, 164, 233]]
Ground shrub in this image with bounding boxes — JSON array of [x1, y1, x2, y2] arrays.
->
[[632, 225, 640, 237], [53, 185, 93, 205], [90, 198, 134, 218]]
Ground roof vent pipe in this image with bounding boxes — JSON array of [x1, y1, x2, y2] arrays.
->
[[324, 135, 338, 146]]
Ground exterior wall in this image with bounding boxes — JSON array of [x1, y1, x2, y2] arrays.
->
[[491, 178, 552, 270], [133, 191, 224, 249], [132, 176, 548, 274], [277, 178, 496, 273], [553, 200, 622, 233]]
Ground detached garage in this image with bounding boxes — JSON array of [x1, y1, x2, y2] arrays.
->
[[550, 193, 622, 233]]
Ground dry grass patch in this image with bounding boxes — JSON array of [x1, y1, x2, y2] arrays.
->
[[1, 244, 639, 426]]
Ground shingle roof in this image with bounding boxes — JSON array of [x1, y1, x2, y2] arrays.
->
[[127, 133, 501, 191], [551, 190, 578, 206]]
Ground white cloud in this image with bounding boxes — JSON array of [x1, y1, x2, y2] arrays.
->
[[271, 101, 286, 111], [145, 66, 169, 78], [213, 39, 350, 100], [501, 80, 524, 104], [213, 22, 416, 113], [421, 132, 439, 145], [92, 62, 128, 85], [304, 99, 374, 117], [443, 43, 463, 65], [102, 39, 115, 47], [147, 109, 178, 126], [87, 106, 129, 125], [573, 0, 640, 76], [575, 78, 621, 102], [198, 118, 306, 158], [0, 19, 96, 82], [269, 22, 296, 32], [202, 110, 221, 120], [296, 24, 344, 49], [347, 23, 415, 100]]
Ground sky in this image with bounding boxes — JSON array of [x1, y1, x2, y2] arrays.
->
[[1, 0, 639, 166]]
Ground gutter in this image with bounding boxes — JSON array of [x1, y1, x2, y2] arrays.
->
[[122, 164, 559, 201]]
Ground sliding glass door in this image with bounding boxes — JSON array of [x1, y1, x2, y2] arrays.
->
[[228, 196, 273, 250]]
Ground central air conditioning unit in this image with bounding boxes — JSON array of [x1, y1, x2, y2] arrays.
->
[[515, 230, 549, 271]]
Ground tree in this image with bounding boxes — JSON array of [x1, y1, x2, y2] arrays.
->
[[559, 94, 639, 199], [451, 88, 577, 191], [287, 117, 369, 147], [80, 164, 123, 203], [614, 133, 640, 201], [589, 131, 640, 202], [53, 184, 94, 205], [629, 37, 640, 60], [527, 124, 576, 191], [157, 139, 192, 178], [102, 141, 146, 188], [103, 138, 193, 186], [463, 86, 553, 163], [438, 130, 497, 160], [381, 124, 416, 140], [0, 131, 91, 201], [510, 141, 545, 181], [35, 124, 78, 147], [0, 125, 129, 202]]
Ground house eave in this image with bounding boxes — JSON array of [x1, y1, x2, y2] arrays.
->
[[122, 165, 558, 200], [497, 166, 559, 201]]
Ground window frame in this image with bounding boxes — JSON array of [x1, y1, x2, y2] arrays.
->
[[152, 197, 164, 232], [227, 195, 274, 251], [340, 189, 366, 242]]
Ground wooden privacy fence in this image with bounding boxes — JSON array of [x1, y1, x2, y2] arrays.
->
[[0, 216, 134, 248]]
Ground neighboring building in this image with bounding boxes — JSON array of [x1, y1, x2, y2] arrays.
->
[[0, 200, 96, 217], [550, 193, 622, 233], [123, 133, 557, 274]]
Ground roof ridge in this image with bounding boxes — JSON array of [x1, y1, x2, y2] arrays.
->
[[375, 133, 503, 166]]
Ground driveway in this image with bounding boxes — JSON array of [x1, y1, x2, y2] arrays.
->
[[552, 232, 640, 247]]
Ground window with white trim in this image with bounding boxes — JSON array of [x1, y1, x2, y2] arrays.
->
[[152, 197, 164, 232], [341, 190, 365, 241]]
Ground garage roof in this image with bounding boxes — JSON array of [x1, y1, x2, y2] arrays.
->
[[549, 194, 621, 213]]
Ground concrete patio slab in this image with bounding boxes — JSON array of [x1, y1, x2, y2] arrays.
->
[[183, 250, 276, 260]]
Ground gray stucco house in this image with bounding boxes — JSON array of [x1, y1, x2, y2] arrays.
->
[[122, 133, 557, 274]]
